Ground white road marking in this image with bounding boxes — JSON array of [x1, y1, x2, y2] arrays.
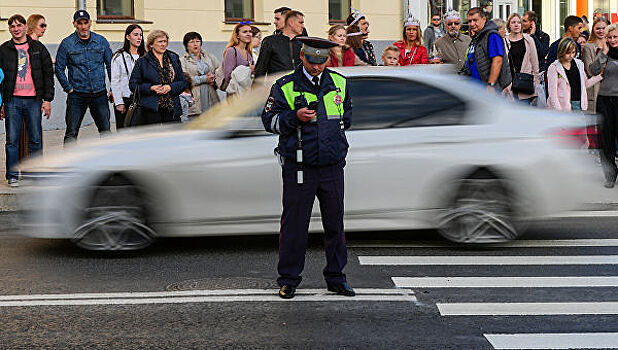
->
[[392, 276, 618, 288], [549, 210, 618, 218], [484, 333, 618, 349], [359, 255, 618, 266], [348, 239, 618, 248], [437, 302, 618, 316], [0, 288, 416, 307]]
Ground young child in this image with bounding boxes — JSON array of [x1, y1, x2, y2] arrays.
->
[[547, 37, 602, 112], [381, 46, 400, 67], [179, 72, 195, 123]]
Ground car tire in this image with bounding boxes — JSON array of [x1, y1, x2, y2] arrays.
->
[[437, 169, 521, 243], [71, 173, 156, 251]]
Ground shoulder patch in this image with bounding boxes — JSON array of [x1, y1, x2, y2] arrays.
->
[[264, 97, 274, 113]]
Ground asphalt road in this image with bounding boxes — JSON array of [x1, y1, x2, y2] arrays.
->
[[0, 213, 617, 349]]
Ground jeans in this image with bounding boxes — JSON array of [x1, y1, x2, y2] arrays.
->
[[64, 92, 110, 143], [570, 101, 582, 112], [597, 95, 618, 183], [4, 97, 43, 180]]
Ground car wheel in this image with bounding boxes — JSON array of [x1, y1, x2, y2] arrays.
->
[[71, 173, 156, 251], [437, 171, 520, 243]]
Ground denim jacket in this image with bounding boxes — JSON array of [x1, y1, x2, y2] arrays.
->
[[55, 31, 112, 94]]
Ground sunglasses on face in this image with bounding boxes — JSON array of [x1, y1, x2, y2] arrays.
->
[[432, 18, 441, 21], [447, 22, 461, 26], [40, 23, 47, 28]]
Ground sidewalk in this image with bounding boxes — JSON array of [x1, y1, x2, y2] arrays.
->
[[0, 124, 106, 211]]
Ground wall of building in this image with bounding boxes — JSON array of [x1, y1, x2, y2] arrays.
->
[[0, 0, 404, 44]]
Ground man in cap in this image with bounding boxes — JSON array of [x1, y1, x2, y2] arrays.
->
[[262, 37, 354, 299], [432, 10, 471, 70], [55, 10, 112, 143]]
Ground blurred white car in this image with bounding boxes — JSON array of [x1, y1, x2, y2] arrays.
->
[[17, 67, 602, 250]]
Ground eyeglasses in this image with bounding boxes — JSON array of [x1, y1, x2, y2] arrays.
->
[[239, 20, 251, 25], [39, 23, 47, 28], [446, 22, 461, 26]]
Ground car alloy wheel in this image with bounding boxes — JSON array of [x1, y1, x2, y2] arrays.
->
[[71, 174, 155, 251], [438, 175, 519, 243]]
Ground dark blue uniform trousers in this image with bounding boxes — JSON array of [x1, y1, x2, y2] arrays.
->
[[277, 160, 348, 287]]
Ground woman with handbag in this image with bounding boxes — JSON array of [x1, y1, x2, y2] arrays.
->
[[111, 24, 145, 130], [180, 32, 220, 118], [129, 29, 187, 125], [591, 24, 618, 188], [504, 13, 539, 104], [222, 22, 254, 96]]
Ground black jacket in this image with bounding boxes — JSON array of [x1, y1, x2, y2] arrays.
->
[[254, 33, 302, 78], [0, 36, 54, 104]]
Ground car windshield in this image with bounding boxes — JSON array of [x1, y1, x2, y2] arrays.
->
[[185, 84, 271, 133]]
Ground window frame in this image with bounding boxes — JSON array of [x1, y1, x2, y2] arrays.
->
[[347, 76, 468, 130], [224, 0, 255, 23], [328, 0, 352, 24], [96, 0, 135, 20]]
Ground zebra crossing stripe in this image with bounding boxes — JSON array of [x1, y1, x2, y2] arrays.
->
[[0, 288, 417, 307], [348, 239, 618, 248], [484, 333, 618, 349], [392, 276, 618, 288], [437, 302, 618, 316], [359, 255, 618, 265]]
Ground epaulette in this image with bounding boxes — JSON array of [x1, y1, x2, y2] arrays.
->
[[275, 72, 295, 87]]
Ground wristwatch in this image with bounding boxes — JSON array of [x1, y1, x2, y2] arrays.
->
[[487, 82, 496, 87]]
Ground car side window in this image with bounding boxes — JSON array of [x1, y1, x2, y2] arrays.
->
[[348, 77, 467, 130]]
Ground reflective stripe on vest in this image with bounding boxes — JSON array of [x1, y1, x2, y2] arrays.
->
[[280, 72, 347, 120]]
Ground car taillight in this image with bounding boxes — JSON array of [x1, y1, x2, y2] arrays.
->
[[548, 125, 599, 149]]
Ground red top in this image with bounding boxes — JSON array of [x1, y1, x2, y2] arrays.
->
[[328, 47, 356, 67], [393, 41, 428, 66]]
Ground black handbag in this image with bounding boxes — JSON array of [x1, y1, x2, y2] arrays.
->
[[124, 86, 142, 127], [512, 72, 535, 95], [507, 40, 535, 95]]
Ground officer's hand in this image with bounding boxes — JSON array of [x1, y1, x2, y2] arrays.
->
[[296, 107, 316, 122]]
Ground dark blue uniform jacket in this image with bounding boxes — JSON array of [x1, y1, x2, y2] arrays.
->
[[261, 66, 352, 167]]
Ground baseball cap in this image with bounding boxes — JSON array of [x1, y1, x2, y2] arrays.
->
[[73, 10, 90, 22]]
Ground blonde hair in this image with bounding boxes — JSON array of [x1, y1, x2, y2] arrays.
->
[[382, 46, 399, 56], [557, 37, 577, 62], [605, 23, 618, 36], [146, 29, 169, 51], [328, 24, 345, 38], [506, 13, 521, 34], [224, 23, 253, 57], [26, 14, 45, 36], [402, 25, 422, 47]]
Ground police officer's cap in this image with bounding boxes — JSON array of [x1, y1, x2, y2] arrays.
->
[[297, 36, 339, 64]]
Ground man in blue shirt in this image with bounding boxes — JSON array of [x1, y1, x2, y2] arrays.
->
[[463, 7, 511, 91], [543, 15, 584, 71], [55, 10, 112, 143]]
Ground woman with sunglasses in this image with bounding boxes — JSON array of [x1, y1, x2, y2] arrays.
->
[[19, 14, 49, 163]]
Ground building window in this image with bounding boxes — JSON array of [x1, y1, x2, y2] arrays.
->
[[97, 0, 134, 19], [329, 0, 351, 23], [225, 0, 254, 21], [593, 0, 611, 21], [559, 0, 569, 37]]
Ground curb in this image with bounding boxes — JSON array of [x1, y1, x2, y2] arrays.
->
[[0, 190, 19, 212]]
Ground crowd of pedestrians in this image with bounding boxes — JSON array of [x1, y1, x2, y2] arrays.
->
[[1, 5, 618, 189]]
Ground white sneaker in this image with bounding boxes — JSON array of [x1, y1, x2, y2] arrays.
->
[[8, 179, 19, 188]]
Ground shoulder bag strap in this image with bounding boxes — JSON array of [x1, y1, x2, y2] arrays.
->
[[408, 46, 418, 65]]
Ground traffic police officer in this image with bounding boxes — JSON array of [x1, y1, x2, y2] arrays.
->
[[261, 37, 354, 299]]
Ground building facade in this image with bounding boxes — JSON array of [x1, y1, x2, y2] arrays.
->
[[0, 0, 404, 45]]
